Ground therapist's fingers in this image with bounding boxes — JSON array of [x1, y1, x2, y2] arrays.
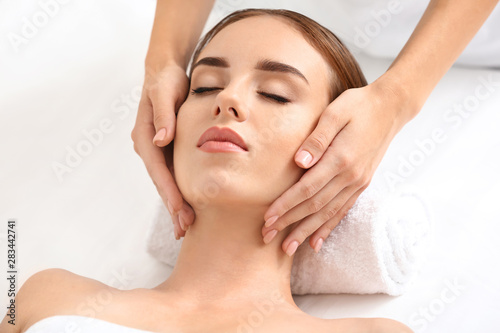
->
[[172, 213, 184, 239], [261, 128, 372, 251], [132, 65, 196, 238], [261, 170, 348, 237], [293, 102, 348, 169], [147, 65, 189, 148], [180, 201, 195, 229], [306, 187, 366, 252], [132, 89, 194, 240], [262, 83, 410, 254], [278, 186, 353, 256], [263, 143, 349, 228], [272, 185, 364, 256], [264, 108, 348, 225], [132, 101, 183, 212]]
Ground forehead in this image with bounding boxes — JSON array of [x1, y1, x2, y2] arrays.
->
[[198, 15, 330, 85]]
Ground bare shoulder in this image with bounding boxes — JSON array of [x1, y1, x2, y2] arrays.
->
[[0, 268, 111, 333], [367, 318, 414, 333], [323, 317, 414, 333]]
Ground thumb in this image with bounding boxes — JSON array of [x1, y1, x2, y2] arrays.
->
[[295, 106, 345, 168], [151, 89, 178, 148]]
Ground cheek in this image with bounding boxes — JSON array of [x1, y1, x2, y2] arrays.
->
[[260, 146, 305, 200], [173, 105, 199, 198], [252, 111, 314, 199], [173, 105, 190, 160]]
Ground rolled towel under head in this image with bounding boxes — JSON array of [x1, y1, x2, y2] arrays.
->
[[146, 187, 433, 296]]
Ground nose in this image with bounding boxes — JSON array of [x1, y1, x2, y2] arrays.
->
[[212, 84, 249, 122]]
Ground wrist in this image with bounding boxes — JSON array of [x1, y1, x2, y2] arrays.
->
[[145, 50, 187, 74], [372, 70, 422, 125]]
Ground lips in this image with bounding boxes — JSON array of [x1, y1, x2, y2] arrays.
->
[[197, 126, 248, 152]]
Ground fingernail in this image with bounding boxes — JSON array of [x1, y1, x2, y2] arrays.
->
[[263, 229, 278, 244], [181, 203, 191, 222], [296, 150, 312, 168], [179, 212, 186, 231], [153, 128, 167, 144], [167, 201, 174, 215], [264, 215, 279, 228], [285, 240, 299, 257], [313, 238, 323, 253]]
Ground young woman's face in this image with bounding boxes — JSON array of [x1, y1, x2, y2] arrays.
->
[[174, 15, 331, 210]]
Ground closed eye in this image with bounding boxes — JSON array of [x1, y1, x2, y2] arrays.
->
[[191, 87, 222, 95], [258, 91, 290, 104], [191, 87, 290, 104]]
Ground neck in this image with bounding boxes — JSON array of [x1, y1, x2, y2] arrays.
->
[[155, 204, 297, 310]]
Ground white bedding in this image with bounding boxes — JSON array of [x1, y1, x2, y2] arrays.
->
[[1, 1, 499, 332]]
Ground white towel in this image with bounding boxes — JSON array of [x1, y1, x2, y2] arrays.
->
[[25, 316, 154, 333], [146, 187, 433, 296]]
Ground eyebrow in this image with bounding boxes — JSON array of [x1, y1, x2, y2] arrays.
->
[[191, 57, 309, 84], [256, 59, 309, 84], [191, 57, 229, 72]]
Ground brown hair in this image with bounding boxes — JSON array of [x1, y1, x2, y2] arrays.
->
[[189, 8, 367, 102]]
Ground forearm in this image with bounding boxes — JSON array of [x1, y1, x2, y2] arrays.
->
[[380, 0, 499, 122], [146, 0, 215, 70]]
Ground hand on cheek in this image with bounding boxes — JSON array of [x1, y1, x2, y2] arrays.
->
[[261, 84, 407, 256]]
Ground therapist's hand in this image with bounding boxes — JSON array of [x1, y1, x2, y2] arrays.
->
[[261, 79, 411, 256], [132, 64, 195, 239]]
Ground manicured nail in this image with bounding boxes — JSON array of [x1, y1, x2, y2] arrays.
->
[[263, 229, 278, 244], [167, 201, 174, 215], [153, 128, 167, 144], [296, 150, 312, 168], [285, 240, 299, 257], [313, 238, 323, 253], [264, 215, 279, 228]]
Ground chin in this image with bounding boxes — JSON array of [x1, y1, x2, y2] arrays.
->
[[175, 156, 304, 211], [178, 174, 276, 211]]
